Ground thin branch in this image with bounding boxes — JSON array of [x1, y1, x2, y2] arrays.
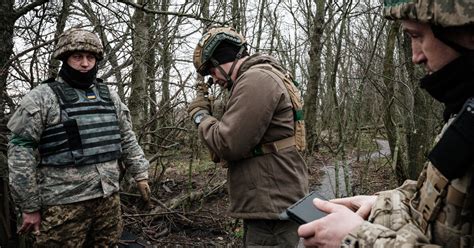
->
[[2, 39, 56, 73], [117, 0, 222, 24], [14, 0, 49, 20]]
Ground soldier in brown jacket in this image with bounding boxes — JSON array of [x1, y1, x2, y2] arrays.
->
[[298, 0, 474, 247], [188, 27, 309, 247]]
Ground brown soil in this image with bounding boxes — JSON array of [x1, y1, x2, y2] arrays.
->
[[120, 151, 397, 247]]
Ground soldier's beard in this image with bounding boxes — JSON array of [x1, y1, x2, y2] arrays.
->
[[59, 62, 98, 89]]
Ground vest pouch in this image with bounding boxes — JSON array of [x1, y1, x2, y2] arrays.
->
[[369, 181, 416, 230], [39, 119, 83, 166], [63, 119, 84, 165]]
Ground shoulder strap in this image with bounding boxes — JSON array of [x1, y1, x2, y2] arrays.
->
[[249, 63, 307, 152], [41, 77, 56, 85], [250, 64, 304, 118], [95, 79, 112, 102], [47, 80, 79, 104]]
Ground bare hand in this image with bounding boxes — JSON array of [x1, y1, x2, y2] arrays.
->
[[137, 180, 153, 209], [330, 195, 376, 219], [298, 198, 364, 248], [18, 211, 41, 235]]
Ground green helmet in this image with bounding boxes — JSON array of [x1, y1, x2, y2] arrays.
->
[[53, 28, 104, 61], [383, 0, 473, 27], [193, 27, 246, 76]]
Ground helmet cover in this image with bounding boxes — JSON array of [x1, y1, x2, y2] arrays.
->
[[53, 28, 104, 61]]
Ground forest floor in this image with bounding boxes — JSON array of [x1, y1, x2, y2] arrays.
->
[[120, 142, 399, 247]]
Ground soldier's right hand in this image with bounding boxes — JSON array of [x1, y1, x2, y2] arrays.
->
[[298, 198, 364, 247], [18, 211, 41, 235], [329, 195, 377, 220]]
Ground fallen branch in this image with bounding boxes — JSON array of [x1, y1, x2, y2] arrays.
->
[[120, 192, 193, 224], [167, 180, 227, 210]]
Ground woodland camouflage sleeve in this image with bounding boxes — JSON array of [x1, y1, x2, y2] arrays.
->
[[111, 90, 149, 182], [7, 93, 44, 213], [342, 221, 437, 247], [342, 180, 441, 247]]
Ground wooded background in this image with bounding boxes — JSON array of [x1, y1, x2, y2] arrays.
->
[[0, 0, 443, 245]]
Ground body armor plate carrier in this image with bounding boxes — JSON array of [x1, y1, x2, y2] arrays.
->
[[38, 80, 122, 166]]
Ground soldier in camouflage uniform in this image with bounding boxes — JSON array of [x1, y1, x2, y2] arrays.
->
[[298, 0, 473, 247], [7, 28, 151, 247]]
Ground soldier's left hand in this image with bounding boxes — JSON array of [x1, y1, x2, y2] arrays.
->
[[187, 96, 211, 121], [137, 180, 152, 208], [18, 211, 41, 235]]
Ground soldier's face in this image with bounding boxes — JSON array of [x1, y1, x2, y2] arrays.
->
[[402, 20, 460, 74], [67, 51, 97, 73]]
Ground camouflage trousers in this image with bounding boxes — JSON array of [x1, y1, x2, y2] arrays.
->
[[243, 219, 300, 247], [35, 193, 122, 248]]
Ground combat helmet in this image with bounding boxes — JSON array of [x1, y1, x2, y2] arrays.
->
[[53, 28, 104, 61], [193, 26, 247, 76], [383, 0, 473, 27], [384, 0, 473, 52]]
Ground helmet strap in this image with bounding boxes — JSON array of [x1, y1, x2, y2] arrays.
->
[[210, 58, 234, 89], [224, 46, 246, 90], [209, 46, 247, 90]]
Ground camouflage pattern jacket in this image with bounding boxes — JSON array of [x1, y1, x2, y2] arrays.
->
[[343, 116, 473, 247], [7, 78, 149, 213]]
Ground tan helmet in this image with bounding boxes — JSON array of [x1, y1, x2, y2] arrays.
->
[[193, 26, 246, 76], [53, 28, 104, 61], [383, 0, 474, 27]]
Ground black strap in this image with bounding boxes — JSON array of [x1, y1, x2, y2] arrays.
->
[[48, 81, 79, 104], [96, 80, 112, 102], [428, 98, 474, 180]]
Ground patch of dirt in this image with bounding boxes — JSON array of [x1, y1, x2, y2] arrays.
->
[[120, 151, 397, 247], [350, 158, 399, 195]]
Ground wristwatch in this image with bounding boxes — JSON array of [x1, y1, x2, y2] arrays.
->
[[194, 112, 206, 126]]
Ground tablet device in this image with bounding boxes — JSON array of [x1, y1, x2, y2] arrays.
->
[[280, 191, 328, 225]]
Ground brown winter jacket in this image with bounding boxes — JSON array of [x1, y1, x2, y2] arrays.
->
[[198, 54, 309, 219]]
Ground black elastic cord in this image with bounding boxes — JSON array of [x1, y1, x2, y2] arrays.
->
[[209, 46, 247, 90], [210, 57, 235, 89]]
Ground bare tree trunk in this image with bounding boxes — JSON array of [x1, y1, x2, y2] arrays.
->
[[146, 0, 158, 156], [231, 0, 241, 31], [304, 0, 326, 152], [255, 0, 266, 52], [158, 0, 172, 134], [382, 21, 407, 184], [0, 1, 48, 245], [129, 0, 149, 135], [401, 32, 439, 179], [0, 0, 16, 122], [48, 0, 72, 77]]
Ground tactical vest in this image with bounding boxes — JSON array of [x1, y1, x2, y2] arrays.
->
[[410, 98, 474, 247], [250, 64, 306, 155], [38, 80, 122, 166]]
